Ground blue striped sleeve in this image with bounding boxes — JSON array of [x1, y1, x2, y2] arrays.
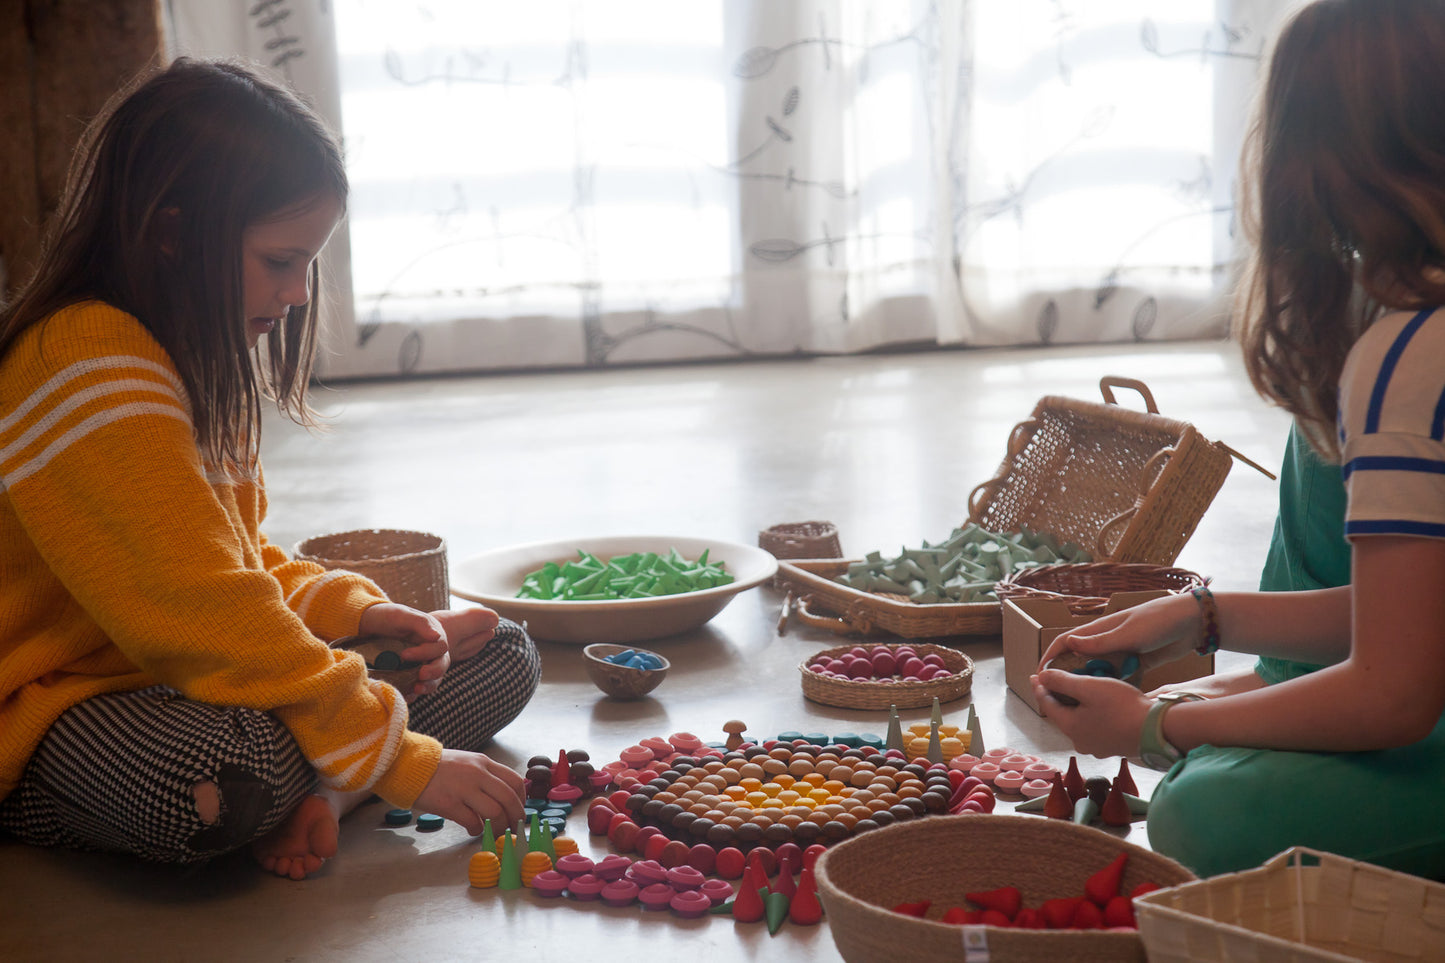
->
[[1365, 308, 1432, 433]]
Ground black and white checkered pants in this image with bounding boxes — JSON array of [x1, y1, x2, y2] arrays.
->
[[0, 618, 539, 864]]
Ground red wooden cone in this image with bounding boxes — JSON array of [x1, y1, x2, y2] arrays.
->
[[789, 866, 823, 926], [1100, 780, 1132, 826], [1063, 757, 1086, 802], [1043, 775, 1073, 820], [732, 861, 766, 923], [551, 749, 570, 787], [1114, 757, 1138, 796]]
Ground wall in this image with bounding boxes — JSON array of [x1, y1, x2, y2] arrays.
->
[[0, 0, 162, 299]]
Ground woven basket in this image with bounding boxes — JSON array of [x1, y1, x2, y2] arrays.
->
[[967, 377, 1235, 566], [800, 642, 973, 710], [294, 528, 449, 612], [774, 377, 1244, 638], [816, 814, 1196, 963], [759, 520, 844, 559], [1136, 848, 1445, 963], [996, 562, 1205, 617], [778, 559, 1001, 636]]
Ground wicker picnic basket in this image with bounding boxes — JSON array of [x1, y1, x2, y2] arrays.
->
[[996, 561, 1206, 617], [294, 528, 450, 612], [816, 814, 1196, 963], [799, 642, 973, 709], [968, 376, 1236, 567], [1135, 847, 1445, 962], [775, 376, 1244, 638]]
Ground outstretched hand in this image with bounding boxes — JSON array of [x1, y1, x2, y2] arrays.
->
[[414, 749, 526, 834], [1031, 670, 1152, 759], [1038, 592, 1198, 674]]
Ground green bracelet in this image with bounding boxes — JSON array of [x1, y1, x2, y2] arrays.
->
[[1191, 585, 1220, 655]]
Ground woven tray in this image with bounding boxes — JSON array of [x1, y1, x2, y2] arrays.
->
[[1136, 847, 1445, 963], [778, 559, 1002, 636], [774, 377, 1247, 638], [294, 528, 449, 612], [816, 813, 1196, 963], [800, 642, 974, 710], [997, 561, 1206, 617]]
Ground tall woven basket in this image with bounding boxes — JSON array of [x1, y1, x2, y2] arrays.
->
[[294, 528, 449, 612], [815, 814, 1196, 963], [967, 377, 1237, 566]]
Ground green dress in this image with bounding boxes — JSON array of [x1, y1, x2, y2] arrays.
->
[[1147, 422, 1445, 880]]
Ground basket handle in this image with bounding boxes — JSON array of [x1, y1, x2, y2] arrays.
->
[[1093, 444, 1175, 557], [1094, 508, 1134, 560], [967, 418, 1038, 520], [791, 595, 873, 636], [1099, 376, 1159, 413]]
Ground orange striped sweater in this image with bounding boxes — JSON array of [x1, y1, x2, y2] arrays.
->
[[0, 301, 441, 805]]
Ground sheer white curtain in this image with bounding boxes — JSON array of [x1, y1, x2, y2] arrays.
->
[[167, 0, 1297, 380]]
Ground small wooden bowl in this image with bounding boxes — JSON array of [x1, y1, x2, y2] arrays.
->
[[583, 643, 670, 700]]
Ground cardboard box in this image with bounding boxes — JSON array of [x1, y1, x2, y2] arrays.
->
[[1003, 593, 1216, 715]]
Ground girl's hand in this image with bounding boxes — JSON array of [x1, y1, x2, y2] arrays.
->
[[1032, 670, 1153, 759], [1038, 592, 1198, 673], [356, 602, 450, 701], [414, 749, 526, 834], [432, 606, 500, 663]]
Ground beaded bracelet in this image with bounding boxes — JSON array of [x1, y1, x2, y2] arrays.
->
[[1191, 585, 1220, 655]]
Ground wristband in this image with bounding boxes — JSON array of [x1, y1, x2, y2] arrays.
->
[[1190, 585, 1220, 656], [1139, 691, 1205, 770]]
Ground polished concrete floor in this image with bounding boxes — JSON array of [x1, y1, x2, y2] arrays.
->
[[0, 340, 1290, 962]]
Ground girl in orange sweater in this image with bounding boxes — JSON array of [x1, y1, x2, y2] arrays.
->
[[0, 58, 539, 878]]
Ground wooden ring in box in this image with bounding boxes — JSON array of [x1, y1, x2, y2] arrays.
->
[[1040, 649, 1141, 706]]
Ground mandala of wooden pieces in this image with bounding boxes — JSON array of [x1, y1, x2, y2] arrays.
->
[[621, 741, 952, 850]]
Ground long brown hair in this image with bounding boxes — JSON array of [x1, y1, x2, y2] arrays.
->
[[1236, 0, 1445, 460], [0, 57, 347, 469]]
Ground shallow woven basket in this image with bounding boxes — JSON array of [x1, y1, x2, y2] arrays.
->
[[777, 559, 1002, 636], [294, 528, 449, 612], [816, 814, 1196, 963], [800, 642, 973, 710], [996, 562, 1206, 617], [759, 520, 844, 559], [1136, 847, 1445, 963]]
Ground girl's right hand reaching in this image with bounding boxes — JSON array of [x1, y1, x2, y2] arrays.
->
[[413, 749, 526, 834], [1038, 592, 1200, 673]]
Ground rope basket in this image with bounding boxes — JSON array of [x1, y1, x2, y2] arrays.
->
[[1136, 847, 1445, 962], [996, 562, 1206, 617], [800, 643, 973, 710], [816, 814, 1196, 963], [294, 528, 449, 612], [759, 520, 844, 559]]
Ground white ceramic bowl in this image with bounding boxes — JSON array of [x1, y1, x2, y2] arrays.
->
[[449, 535, 779, 643]]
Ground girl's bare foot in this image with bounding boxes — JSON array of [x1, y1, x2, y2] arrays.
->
[[251, 794, 339, 880]]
